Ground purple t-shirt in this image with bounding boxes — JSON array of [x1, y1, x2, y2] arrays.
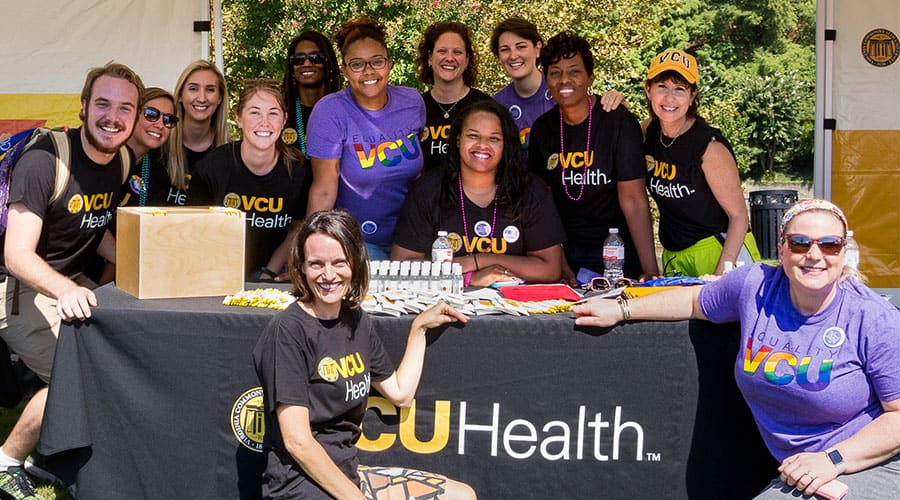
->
[[493, 79, 554, 150], [307, 86, 425, 247], [698, 263, 900, 461]]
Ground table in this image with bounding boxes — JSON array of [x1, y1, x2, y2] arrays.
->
[[39, 284, 776, 499]]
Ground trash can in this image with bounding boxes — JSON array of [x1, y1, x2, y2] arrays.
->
[[749, 190, 798, 260]]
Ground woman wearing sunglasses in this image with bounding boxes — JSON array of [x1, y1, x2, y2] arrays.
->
[[281, 30, 341, 158], [574, 199, 900, 499], [306, 16, 425, 260], [642, 49, 760, 277], [415, 22, 492, 171], [121, 87, 179, 207], [191, 79, 308, 281]]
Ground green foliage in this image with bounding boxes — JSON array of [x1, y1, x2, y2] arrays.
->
[[221, 0, 816, 181]]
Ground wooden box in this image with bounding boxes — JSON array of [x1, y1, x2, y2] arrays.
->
[[116, 207, 245, 299]]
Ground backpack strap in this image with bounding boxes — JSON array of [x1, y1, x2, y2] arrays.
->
[[47, 130, 70, 205]]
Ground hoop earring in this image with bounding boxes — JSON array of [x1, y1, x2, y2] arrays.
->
[[545, 89, 553, 101], [587, 87, 594, 96]]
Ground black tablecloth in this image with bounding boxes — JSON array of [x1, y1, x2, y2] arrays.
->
[[39, 284, 775, 499]]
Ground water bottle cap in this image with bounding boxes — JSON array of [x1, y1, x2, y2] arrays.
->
[[437, 230, 448, 236], [846, 230, 854, 237], [609, 228, 619, 234]]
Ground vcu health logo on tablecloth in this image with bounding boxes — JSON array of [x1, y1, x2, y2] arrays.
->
[[232, 387, 265, 452]]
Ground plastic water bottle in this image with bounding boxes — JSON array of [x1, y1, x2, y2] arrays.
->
[[602, 228, 625, 281], [431, 231, 453, 263], [845, 230, 860, 271]]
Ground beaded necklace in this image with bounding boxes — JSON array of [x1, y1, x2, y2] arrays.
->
[[139, 153, 150, 206], [294, 98, 308, 154], [558, 97, 593, 201], [458, 174, 498, 253]]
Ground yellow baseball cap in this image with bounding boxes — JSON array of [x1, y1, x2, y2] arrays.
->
[[647, 49, 699, 84]]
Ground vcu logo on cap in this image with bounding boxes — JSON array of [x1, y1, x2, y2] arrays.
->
[[862, 29, 899, 67]]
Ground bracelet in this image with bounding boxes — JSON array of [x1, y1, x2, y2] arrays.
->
[[464, 271, 473, 287], [616, 296, 632, 321], [260, 266, 278, 279], [471, 253, 479, 271]]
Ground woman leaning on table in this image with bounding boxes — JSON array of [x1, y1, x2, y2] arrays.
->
[[574, 199, 900, 499], [527, 32, 658, 282], [642, 48, 760, 277], [391, 99, 566, 287], [252, 209, 476, 499]]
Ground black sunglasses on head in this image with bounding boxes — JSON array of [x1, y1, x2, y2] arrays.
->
[[142, 106, 178, 128], [289, 52, 325, 66]]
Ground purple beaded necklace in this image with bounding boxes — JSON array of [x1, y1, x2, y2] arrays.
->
[[458, 174, 498, 253], [559, 96, 593, 201]]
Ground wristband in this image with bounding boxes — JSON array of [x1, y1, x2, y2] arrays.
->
[[616, 296, 632, 321], [464, 271, 473, 287], [471, 253, 479, 271], [260, 266, 278, 279]]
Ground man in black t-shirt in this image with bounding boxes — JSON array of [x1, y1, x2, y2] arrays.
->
[[0, 63, 143, 496]]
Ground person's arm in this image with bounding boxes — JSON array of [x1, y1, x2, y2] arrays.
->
[[462, 245, 562, 285], [306, 158, 340, 216], [4, 203, 96, 320], [572, 285, 706, 327], [390, 245, 425, 261], [276, 404, 366, 500], [701, 141, 751, 275], [599, 90, 628, 111], [617, 178, 660, 278], [777, 398, 900, 497], [373, 302, 468, 407], [263, 221, 302, 281]]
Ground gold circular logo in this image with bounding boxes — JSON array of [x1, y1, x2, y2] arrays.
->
[[645, 154, 655, 172], [223, 192, 241, 209], [231, 387, 265, 452], [448, 232, 462, 253], [862, 29, 899, 67], [281, 127, 298, 145], [546, 153, 559, 171], [318, 356, 339, 382], [67, 194, 83, 214]]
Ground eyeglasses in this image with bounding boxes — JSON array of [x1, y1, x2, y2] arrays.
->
[[783, 234, 845, 255], [142, 106, 178, 128], [289, 52, 325, 66], [345, 56, 389, 73], [588, 276, 633, 291]]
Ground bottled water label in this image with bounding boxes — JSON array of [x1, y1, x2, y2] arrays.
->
[[603, 246, 625, 260], [431, 248, 453, 263]]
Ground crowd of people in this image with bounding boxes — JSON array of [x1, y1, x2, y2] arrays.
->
[[4, 12, 895, 500]]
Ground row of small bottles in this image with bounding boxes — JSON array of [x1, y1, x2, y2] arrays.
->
[[369, 260, 464, 294]]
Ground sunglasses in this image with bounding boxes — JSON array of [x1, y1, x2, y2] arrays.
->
[[289, 52, 325, 66], [142, 106, 178, 128], [783, 234, 845, 255], [345, 56, 389, 73], [588, 276, 633, 291]]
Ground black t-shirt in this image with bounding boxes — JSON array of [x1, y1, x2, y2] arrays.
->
[[392, 167, 566, 257], [252, 304, 393, 495], [420, 88, 492, 171], [528, 101, 647, 249], [120, 148, 191, 207], [191, 143, 309, 276], [645, 118, 734, 251], [0, 128, 125, 279]]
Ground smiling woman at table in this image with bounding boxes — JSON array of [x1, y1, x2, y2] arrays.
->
[[391, 99, 566, 286], [252, 210, 476, 499], [574, 199, 900, 499]]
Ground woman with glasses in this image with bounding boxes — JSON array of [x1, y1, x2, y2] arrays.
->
[[392, 100, 565, 286], [121, 87, 179, 207], [527, 32, 659, 283], [282, 30, 341, 158], [416, 21, 492, 171], [306, 16, 425, 260], [642, 49, 760, 277], [574, 199, 900, 499], [191, 79, 308, 281], [166, 60, 232, 205]]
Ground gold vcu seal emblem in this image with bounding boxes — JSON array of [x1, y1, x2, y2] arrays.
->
[[861, 29, 899, 67], [231, 387, 265, 452]]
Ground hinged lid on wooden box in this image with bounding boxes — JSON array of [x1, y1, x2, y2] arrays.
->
[[116, 207, 246, 299]]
